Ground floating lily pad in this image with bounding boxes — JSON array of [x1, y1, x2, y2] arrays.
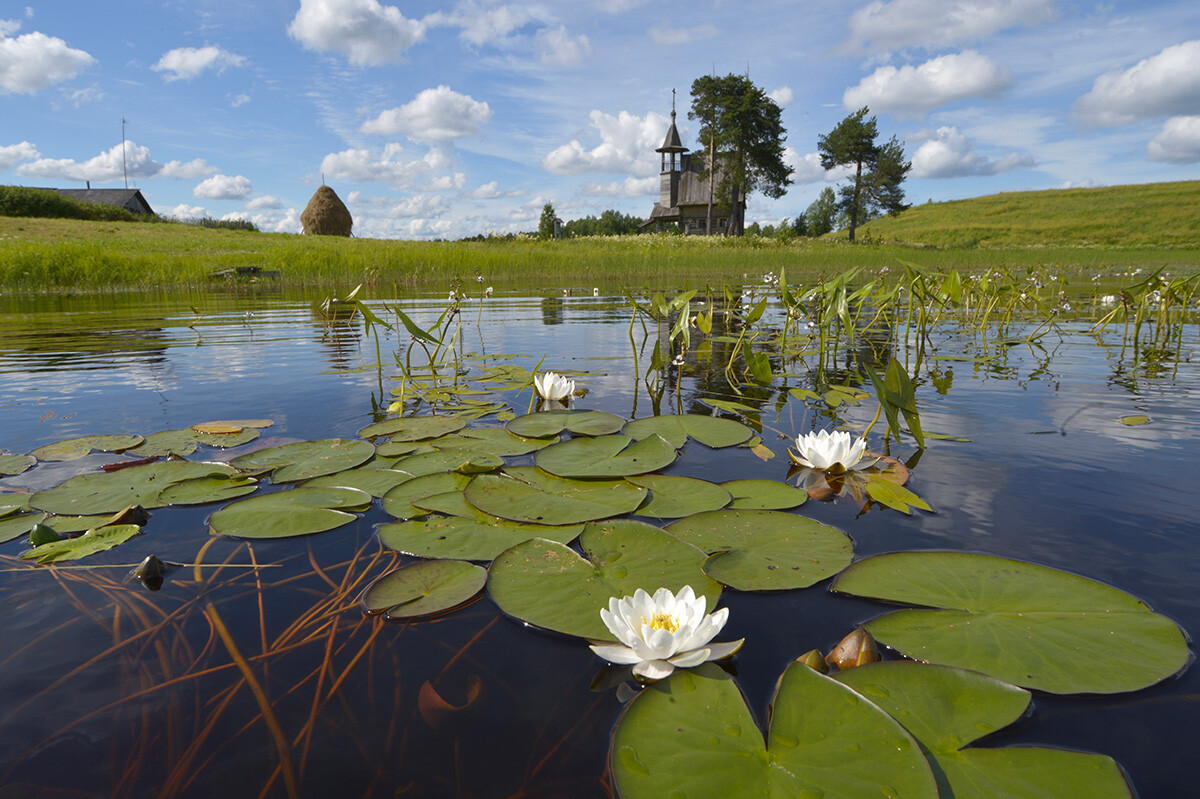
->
[[378, 504, 584, 561], [611, 662, 937, 799], [831, 551, 1191, 694], [0, 511, 47, 544], [375, 440, 436, 458], [230, 438, 375, 483], [30, 461, 239, 516], [430, 427, 559, 456], [487, 519, 721, 640], [129, 426, 261, 457], [156, 474, 259, 505], [465, 466, 647, 525], [42, 513, 119, 534], [382, 472, 472, 519], [533, 434, 677, 478], [360, 559, 487, 620], [835, 662, 1132, 798], [0, 494, 31, 515], [0, 453, 35, 476], [628, 474, 732, 519], [1119, 415, 1150, 426], [358, 416, 466, 441], [722, 479, 808, 510], [191, 419, 274, 433], [623, 414, 753, 448], [208, 486, 371, 539], [304, 467, 414, 497], [389, 449, 503, 478], [31, 434, 144, 462], [21, 524, 142, 564], [506, 409, 626, 438]]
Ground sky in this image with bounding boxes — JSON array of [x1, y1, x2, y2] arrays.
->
[[2, 0, 1200, 240]]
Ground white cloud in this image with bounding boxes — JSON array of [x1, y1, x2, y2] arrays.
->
[[17, 141, 160, 182], [245, 195, 283, 211], [543, 109, 667, 175], [386, 194, 448, 218], [320, 143, 451, 189], [62, 83, 102, 106], [231, 93, 251, 107], [784, 149, 845, 184], [152, 46, 245, 81], [427, 3, 530, 46], [649, 25, 717, 45], [1074, 40, 1200, 127], [168, 203, 208, 219], [768, 87, 795, 108], [844, 0, 1054, 53], [0, 140, 38, 171], [910, 126, 1034, 178], [288, 0, 425, 66], [360, 86, 491, 142], [536, 25, 590, 66], [0, 24, 95, 94], [159, 158, 218, 179], [1148, 116, 1200, 164], [844, 51, 1012, 116], [469, 180, 523, 199], [194, 174, 252, 200], [426, 172, 466, 190], [580, 176, 658, 198]]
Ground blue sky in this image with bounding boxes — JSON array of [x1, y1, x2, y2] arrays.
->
[[2, 0, 1199, 239]]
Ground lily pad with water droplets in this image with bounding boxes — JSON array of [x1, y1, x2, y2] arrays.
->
[[0, 453, 35, 477], [628, 474, 732, 519], [722, 479, 808, 510], [360, 559, 487, 620], [831, 551, 1190, 694], [533, 434, 677, 478], [464, 466, 647, 525], [31, 434, 144, 462], [230, 438, 375, 483], [622, 414, 753, 449], [29, 461, 239, 516], [208, 486, 371, 539], [0, 511, 47, 544], [505, 409, 626, 438]]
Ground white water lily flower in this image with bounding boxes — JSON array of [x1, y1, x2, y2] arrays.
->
[[788, 429, 871, 474], [589, 586, 744, 681], [534, 371, 575, 402]]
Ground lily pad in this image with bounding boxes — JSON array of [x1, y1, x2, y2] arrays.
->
[[835, 662, 1132, 798], [628, 474, 732, 519], [360, 559, 487, 620], [464, 466, 647, 525], [533, 434, 677, 478], [0, 511, 47, 544], [378, 504, 584, 561], [230, 438, 375, 483], [506, 409, 626, 438], [304, 467, 414, 497], [0, 453, 35, 477], [31, 434, 144, 462], [382, 472, 472, 519], [722, 479, 808, 510], [831, 551, 1190, 694], [1119, 415, 1150, 426], [430, 427, 559, 456], [623, 414, 754, 448], [358, 416, 466, 441], [487, 519, 721, 640], [389, 449, 503, 478], [29, 461, 239, 516], [208, 486, 371, 539], [21, 524, 142, 564], [191, 419, 274, 433], [156, 474, 259, 505], [665, 509, 853, 591], [129, 427, 260, 457], [611, 662, 937, 799]]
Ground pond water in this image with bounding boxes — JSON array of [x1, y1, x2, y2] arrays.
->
[[0, 279, 1198, 798]]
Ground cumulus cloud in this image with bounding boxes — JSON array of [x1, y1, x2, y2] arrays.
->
[[469, 180, 523, 199], [426, 172, 466, 190], [194, 174, 252, 200], [0, 140, 38, 171], [62, 84, 103, 106], [0, 23, 95, 94], [844, 0, 1054, 53], [288, 0, 425, 66], [320, 143, 451, 189], [427, 3, 530, 46], [168, 203, 208, 219], [580, 176, 658, 198], [909, 126, 1034, 178], [17, 141, 160, 182], [543, 109, 667, 175], [844, 51, 1012, 116], [784, 149, 843, 183], [1148, 116, 1200, 164], [649, 25, 718, 45], [1074, 40, 1200, 127], [536, 26, 591, 66], [152, 46, 245, 81], [361, 86, 491, 142], [768, 87, 795, 107], [386, 194, 448, 218], [159, 158, 218, 179], [231, 93, 251, 107], [245, 195, 283, 211]]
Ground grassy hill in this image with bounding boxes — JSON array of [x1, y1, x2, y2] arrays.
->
[[852, 180, 1200, 249]]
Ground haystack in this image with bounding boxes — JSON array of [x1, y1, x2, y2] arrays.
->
[[301, 185, 353, 236]]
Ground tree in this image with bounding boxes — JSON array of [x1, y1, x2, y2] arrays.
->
[[538, 202, 557, 240], [689, 74, 793, 237], [804, 187, 837, 237], [817, 107, 911, 241]]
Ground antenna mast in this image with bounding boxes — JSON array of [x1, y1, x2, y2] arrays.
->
[[121, 117, 128, 189]]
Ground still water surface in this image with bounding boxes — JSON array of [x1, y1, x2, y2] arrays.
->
[[1, 286, 1198, 797]]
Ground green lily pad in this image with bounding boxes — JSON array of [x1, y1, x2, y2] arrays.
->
[[1, 494, 32, 515], [0, 511, 47, 544], [208, 486, 371, 539], [360, 559, 487, 620], [230, 438, 375, 483], [722, 479, 808, 510], [29, 461, 239, 516], [612, 662, 937, 799], [430, 427, 559, 456], [30, 434, 144, 462], [374, 440, 437, 458], [382, 472, 472, 519], [1119, 415, 1150, 426], [506, 409, 626, 438], [21, 524, 142, 564], [487, 518, 722, 640], [465, 466, 647, 525], [389, 449, 503, 478], [358, 416, 466, 441], [0, 453, 35, 476], [42, 513, 120, 534], [665, 509, 853, 591], [628, 474, 732, 519], [835, 662, 1132, 798], [831, 551, 1190, 694], [128, 426, 260, 457], [623, 414, 754, 448], [378, 503, 584, 562], [533, 434, 677, 478], [156, 474, 259, 505], [304, 467, 414, 497]]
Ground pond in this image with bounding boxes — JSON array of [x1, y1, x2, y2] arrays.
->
[[0, 269, 1198, 798]]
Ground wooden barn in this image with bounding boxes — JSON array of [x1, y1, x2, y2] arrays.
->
[[51, 188, 155, 216]]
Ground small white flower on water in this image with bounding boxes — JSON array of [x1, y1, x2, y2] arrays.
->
[[590, 586, 743, 681], [484, 286, 494, 297], [534, 371, 575, 402], [476, 275, 484, 282], [672, 353, 685, 367], [448, 291, 457, 301], [1099, 294, 1116, 306], [593, 287, 600, 296], [788, 429, 872, 474]]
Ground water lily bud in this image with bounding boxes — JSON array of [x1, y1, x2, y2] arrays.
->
[[133, 554, 168, 591], [825, 627, 880, 671], [29, 523, 63, 547], [795, 649, 830, 673], [107, 504, 150, 527]]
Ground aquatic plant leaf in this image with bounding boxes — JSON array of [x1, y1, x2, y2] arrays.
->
[[126, 429, 199, 457], [505, 409, 626, 438], [611, 662, 937, 799], [835, 662, 1132, 798], [382, 472, 472, 519], [21, 524, 141, 564], [230, 438, 375, 482], [156, 474, 259, 505], [831, 551, 1191, 694], [0, 453, 35, 476], [1119, 415, 1150, 426], [31, 434, 144, 462], [0, 493, 31, 515], [304, 467, 413, 497], [722, 479, 808, 510], [42, 513, 119, 534], [360, 559, 487, 620], [622, 414, 753, 449], [487, 518, 721, 640], [358, 416, 466, 441], [464, 466, 646, 525], [429, 427, 559, 456], [378, 508, 583, 561], [374, 440, 436, 458], [29, 461, 239, 516], [207, 486, 370, 538], [628, 474, 731, 519], [665, 509, 853, 591], [0, 511, 46, 544], [534, 434, 677, 479], [863, 477, 933, 515], [191, 419, 274, 433], [699, 398, 759, 415]]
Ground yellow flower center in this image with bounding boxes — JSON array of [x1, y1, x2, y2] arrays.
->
[[644, 612, 679, 633]]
